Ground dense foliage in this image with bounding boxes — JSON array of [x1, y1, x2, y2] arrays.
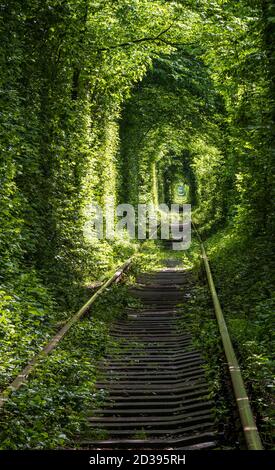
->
[[0, 0, 274, 448]]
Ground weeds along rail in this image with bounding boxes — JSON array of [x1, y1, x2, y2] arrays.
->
[[0, 224, 160, 410], [193, 222, 263, 450], [0, 258, 133, 409]]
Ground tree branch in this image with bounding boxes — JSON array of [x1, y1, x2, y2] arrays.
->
[[98, 23, 187, 51]]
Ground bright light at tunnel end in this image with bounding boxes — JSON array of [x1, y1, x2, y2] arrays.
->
[[83, 200, 191, 251]]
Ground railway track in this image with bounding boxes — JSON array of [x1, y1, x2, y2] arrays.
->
[[80, 259, 218, 449], [0, 226, 262, 450]]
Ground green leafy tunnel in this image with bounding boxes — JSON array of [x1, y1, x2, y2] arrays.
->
[[0, 0, 274, 449]]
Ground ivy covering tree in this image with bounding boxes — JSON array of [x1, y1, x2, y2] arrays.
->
[[0, 0, 274, 449]]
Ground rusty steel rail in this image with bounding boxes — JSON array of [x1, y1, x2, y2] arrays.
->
[[0, 258, 133, 410], [192, 222, 263, 450]]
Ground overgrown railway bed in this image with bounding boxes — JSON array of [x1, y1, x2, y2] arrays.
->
[[79, 263, 218, 449], [0, 233, 263, 450]]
